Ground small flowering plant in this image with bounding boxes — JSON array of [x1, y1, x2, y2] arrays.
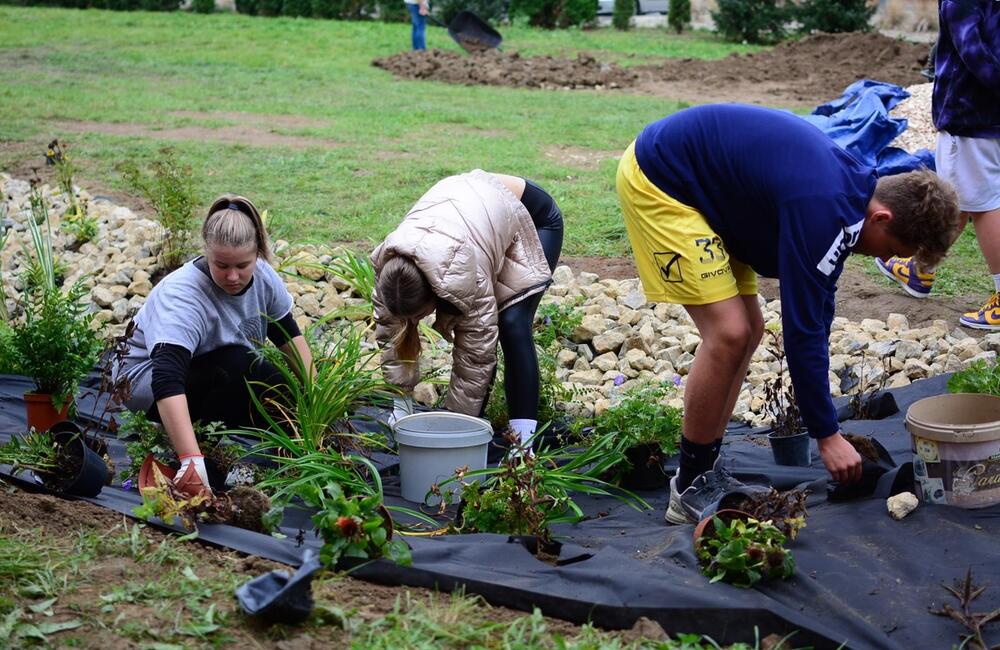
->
[[695, 515, 795, 588], [304, 482, 411, 568]]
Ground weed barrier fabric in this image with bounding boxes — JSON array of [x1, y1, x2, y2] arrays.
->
[[2, 373, 999, 648]]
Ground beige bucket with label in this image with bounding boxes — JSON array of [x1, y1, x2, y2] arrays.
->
[[905, 393, 1000, 508]]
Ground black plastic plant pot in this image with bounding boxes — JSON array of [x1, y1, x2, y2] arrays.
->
[[45, 421, 106, 498], [767, 431, 811, 467], [621, 443, 670, 491], [204, 456, 229, 493]]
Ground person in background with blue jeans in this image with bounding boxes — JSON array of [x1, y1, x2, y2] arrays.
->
[[405, 0, 429, 50], [876, 0, 1000, 330]]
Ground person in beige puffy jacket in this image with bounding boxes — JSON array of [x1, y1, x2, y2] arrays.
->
[[371, 170, 563, 449]]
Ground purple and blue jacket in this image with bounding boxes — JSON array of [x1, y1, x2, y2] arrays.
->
[[932, 0, 1000, 137]]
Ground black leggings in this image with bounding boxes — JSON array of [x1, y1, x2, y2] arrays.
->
[[148, 345, 283, 429], [497, 179, 564, 421]]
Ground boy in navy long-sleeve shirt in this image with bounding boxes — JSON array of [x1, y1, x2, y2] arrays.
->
[[877, 0, 1000, 330], [616, 104, 963, 525]]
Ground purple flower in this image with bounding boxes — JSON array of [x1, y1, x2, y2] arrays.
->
[[544, 316, 552, 326], [614, 374, 626, 386], [672, 374, 682, 387], [122, 478, 133, 491]]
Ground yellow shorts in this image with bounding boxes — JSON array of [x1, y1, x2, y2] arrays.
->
[[616, 141, 757, 305]]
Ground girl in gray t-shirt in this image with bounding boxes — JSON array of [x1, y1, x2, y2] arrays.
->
[[116, 195, 312, 497]]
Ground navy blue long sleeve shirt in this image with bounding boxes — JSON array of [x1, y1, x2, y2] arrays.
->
[[933, 0, 1000, 137], [635, 104, 876, 439]]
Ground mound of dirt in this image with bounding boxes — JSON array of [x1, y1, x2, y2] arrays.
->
[[634, 32, 930, 106], [374, 32, 930, 108], [372, 49, 638, 90]]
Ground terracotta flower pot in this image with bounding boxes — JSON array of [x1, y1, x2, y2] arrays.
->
[[692, 508, 753, 549], [23, 393, 71, 433]]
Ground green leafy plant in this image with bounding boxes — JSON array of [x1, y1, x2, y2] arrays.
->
[[191, 0, 215, 12], [534, 297, 583, 351], [117, 148, 199, 271], [303, 482, 411, 568], [795, 0, 874, 34], [612, 0, 632, 29], [437, 431, 646, 545], [9, 278, 103, 410], [575, 381, 682, 478], [712, 0, 791, 44], [695, 515, 795, 588], [763, 328, 803, 437], [668, 0, 690, 32], [947, 359, 1000, 397], [117, 411, 244, 483]]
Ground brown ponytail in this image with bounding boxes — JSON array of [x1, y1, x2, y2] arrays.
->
[[377, 256, 435, 363]]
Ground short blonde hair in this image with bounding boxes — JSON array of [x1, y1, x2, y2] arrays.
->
[[203, 194, 271, 262]]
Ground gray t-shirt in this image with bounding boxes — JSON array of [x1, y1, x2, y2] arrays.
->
[[118, 256, 294, 411]]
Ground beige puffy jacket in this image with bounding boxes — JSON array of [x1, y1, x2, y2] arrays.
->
[[371, 170, 552, 416]]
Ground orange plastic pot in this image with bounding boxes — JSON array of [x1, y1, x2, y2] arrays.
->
[[692, 509, 753, 549], [24, 393, 71, 433]]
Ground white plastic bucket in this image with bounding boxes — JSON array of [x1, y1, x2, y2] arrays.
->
[[905, 393, 1000, 508], [393, 412, 493, 505]]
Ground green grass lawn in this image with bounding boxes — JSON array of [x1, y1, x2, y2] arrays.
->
[[0, 6, 755, 259], [0, 6, 991, 296]]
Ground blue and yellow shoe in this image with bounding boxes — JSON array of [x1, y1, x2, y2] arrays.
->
[[959, 292, 1000, 331], [875, 256, 935, 298]]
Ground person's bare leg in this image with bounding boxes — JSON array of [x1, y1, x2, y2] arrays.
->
[[683, 296, 759, 445], [971, 208, 1000, 274], [714, 294, 764, 440]]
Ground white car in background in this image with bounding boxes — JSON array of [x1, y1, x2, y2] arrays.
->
[[596, 0, 668, 15]]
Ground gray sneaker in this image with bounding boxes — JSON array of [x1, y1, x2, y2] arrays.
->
[[665, 456, 769, 525]]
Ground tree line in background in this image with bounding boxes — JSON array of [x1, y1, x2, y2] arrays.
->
[[0, 0, 875, 39]]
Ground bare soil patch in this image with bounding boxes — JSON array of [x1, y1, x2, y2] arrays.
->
[[543, 145, 620, 170], [0, 485, 584, 647], [633, 31, 929, 108], [374, 32, 929, 109], [169, 110, 332, 131], [51, 119, 342, 150]]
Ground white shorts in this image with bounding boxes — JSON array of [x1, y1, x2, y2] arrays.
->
[[936, 132, 1000, 213]]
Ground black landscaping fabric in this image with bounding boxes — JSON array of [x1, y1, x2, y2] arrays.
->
[[2, 373, 999, 649]]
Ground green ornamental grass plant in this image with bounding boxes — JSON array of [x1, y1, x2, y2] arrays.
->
[[438, 431, 647, 543], [7, 202, 104, 411]]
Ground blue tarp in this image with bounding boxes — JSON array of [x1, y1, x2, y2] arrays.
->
[[803, 79, 936, 176]]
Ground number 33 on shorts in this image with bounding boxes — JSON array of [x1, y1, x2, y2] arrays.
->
[[695, 236, 727, 263]]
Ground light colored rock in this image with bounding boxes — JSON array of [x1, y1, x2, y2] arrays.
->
[[556, 348, 577, 368], [887, 492, 919, 520], [592, 330, 626, 355], [592, 352, 618, 372], [551, 265, 574, 285], [861, 318, 887, 334], [620, 290, 647, 310], [413, 382, 439, 406], [886, 313, 910, 331], [572, 314, 607, 343], [568, 369, 604, 385]]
